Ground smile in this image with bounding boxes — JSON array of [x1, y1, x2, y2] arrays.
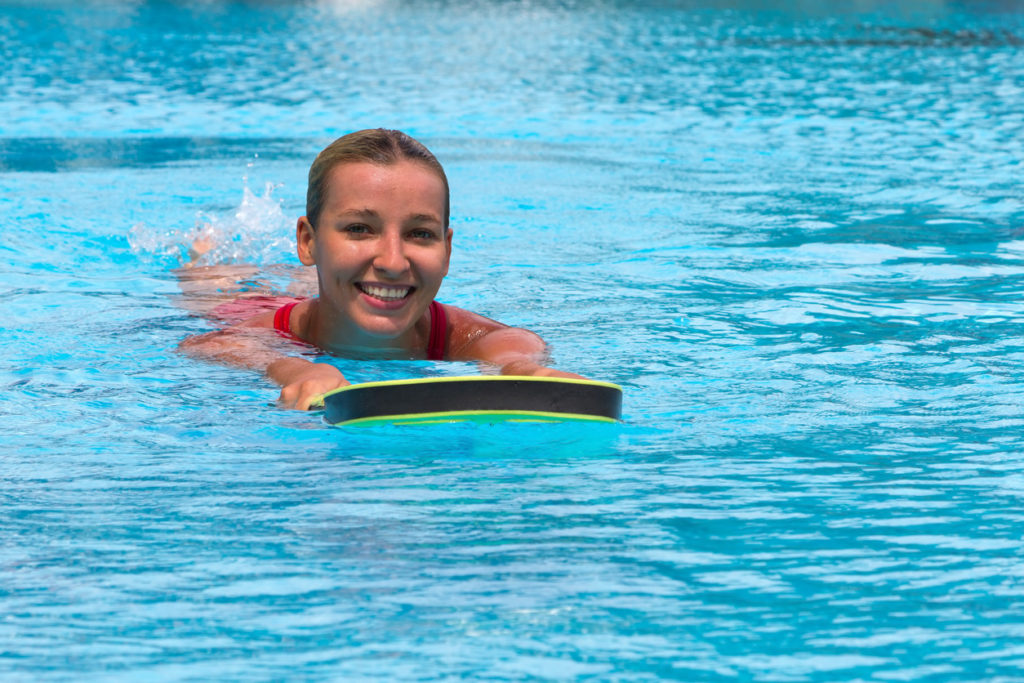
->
[[357, 283, 413, 302]]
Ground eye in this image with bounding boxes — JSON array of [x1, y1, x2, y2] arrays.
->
[[409, 227, 439, 241], [342, 223, 371, 235]]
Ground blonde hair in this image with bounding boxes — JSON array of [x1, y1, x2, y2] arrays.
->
[[306, 128, 450, 228]]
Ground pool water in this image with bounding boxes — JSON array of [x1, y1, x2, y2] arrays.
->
[[3, 0, 1024, 679]]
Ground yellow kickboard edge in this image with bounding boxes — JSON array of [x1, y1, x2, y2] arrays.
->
[[331, 409, 620, 428]]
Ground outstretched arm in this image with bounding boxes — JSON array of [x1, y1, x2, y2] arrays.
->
[[179, 322, 348, 410], [446, 307, 584, 380], [174, 238, 333, 409]]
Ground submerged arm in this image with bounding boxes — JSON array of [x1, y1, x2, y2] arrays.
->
[[179, 321, 348, 410], [173, 232, 333, 409]]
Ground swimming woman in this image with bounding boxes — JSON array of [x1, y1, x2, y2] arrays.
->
[[180, 128, 582, 410]]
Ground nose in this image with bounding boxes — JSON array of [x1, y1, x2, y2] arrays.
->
[[373, 230, 410, 277]]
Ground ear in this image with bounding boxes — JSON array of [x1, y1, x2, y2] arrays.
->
[[296, 216, 316, 266], [443, 227, 453, 277]]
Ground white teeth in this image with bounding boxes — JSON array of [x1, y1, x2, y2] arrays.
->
[[361, 284, 411, 301]]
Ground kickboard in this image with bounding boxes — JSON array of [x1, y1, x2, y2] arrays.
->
[[318, 375, 623, 427]]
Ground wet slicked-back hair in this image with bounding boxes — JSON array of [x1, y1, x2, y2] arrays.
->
[[306, 128, 450, 229]]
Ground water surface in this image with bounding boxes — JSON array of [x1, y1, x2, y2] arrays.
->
[[2, 0, 1024, 679]]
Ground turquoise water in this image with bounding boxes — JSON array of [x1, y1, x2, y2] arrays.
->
[[3, 0, 1024, 679]]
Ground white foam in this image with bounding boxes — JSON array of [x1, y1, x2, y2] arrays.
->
[[129, 178, 294, 267]]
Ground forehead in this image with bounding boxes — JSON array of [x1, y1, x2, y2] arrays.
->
[[322, 161, 446, 216]]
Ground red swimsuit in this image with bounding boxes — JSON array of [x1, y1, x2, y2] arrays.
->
[[272, 300, 448, 361]]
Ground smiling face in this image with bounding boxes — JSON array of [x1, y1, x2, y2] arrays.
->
[[296, 160, 452, 351]]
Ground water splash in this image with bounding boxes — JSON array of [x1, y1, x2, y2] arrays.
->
[[129, 178, 295, 267]]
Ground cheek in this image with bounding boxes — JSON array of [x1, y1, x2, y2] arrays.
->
[[421, 251, 449, 279], [321, 242, 365, 271]]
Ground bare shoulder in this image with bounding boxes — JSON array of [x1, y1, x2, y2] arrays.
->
[[180, 297, 306, 357], [443, 304, 546, 362], [235, 310, 276, 329], [232, 297, 310, 330]]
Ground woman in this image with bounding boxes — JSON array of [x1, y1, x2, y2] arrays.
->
[[181, 128, 581, 409]]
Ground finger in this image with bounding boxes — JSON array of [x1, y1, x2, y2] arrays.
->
[[296, 391, 319, 411], [277, 386, 298, 409]]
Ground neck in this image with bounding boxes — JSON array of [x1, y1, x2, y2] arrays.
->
[[303, 298, 427, 359]]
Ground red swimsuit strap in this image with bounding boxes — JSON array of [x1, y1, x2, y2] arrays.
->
[[273, 301, 300, 338], [427, 300, 447, 361]]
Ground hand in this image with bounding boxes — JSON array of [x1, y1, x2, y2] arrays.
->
[[529, 366, 586, 380], [276, 363, 350, 410], [500, 359, 586, 380]]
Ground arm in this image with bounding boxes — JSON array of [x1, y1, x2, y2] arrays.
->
[[446, 307, 584, 380], [179, 322, 348, 410], [174, 233, 331, 409]]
